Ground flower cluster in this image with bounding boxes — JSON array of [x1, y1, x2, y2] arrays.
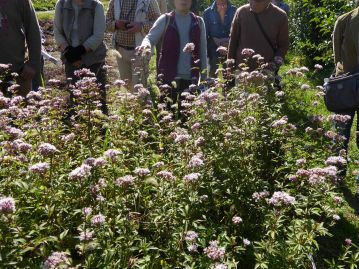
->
[[268, 191, 296, 207], [0, 197, 15, 214], [204, 240, 226, 261]]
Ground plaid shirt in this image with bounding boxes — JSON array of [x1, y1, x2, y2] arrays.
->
[[106, 0, 160, 47]]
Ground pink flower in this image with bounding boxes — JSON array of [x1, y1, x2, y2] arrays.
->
[[69, 164, 91, 180], [184, 231, 198, 242], [204, 240, 225, 261], [241, 48, 255, 57], [79, 230, 94, 242], [0, 197, 15, 214], [268, 191, 296, 206], [325, 156, 347, 167], [38, 143, 57, 157], [82, 207, 92, 217], [243, 238, 251, 246], [29, 162, 50, 174], [183, 43, 195, 53], [104, 149, 122, 161], [345, 238, 352, 245], [183, 173, 201, 183], [43, 252, 70, 269], [91, 214, 106, 226], [232, 216, 243, 225], [156, 171, 176, 180], [188, 155, 204, 168], [134, 168, 150, 177], [116, 175, 135, 187]]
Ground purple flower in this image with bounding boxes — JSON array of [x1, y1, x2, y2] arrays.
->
[[183, 173, 201, 183], [268, 191, 296, 207], [134, 168, 150, 177], [0, 197, 15, 214], [82, 207, 92, 217], [152, 161, 164, 168], [296, 158, 307, 166], [139, 130, 148, 140], [195, 137, 205, 147], [188, 155, 204, 168], [241, 48, 255, 57], [214, 263, 228, 269], [204, 240, 225, 261], [69, 164, 91, 180], [42, 252, 70, 269], [243, 238, 251, 246], [345, 238, 352, 246], [232, 216, 243, 225], [5, 126, 25, 139], [94, 157, 107, 168], [252, 191, 270, 202], [156, 171, 176, 180], [104, 149, 122, 161], [184, 231, 198, 242], [38, 143, 57, 157], [116, 175, 135, 187], [174, 134, 191, 144], [29, 162, 50, 174], [79, 230, 94, 242], [325, 156, 347, 167], [91, 214, 106, 226], [187, 244, 198, 253], [61, 133, 75, 143]]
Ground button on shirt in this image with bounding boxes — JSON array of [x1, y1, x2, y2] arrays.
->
[[203, 1, 236, 60]]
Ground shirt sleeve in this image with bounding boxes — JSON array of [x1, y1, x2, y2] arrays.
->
[[275, 15, 289, 59], [228, 8, 240, 62], [141, 14, 167, 49], [106, 0, 116, 32], [199, 17, 208, 79], [54, 1, 69, 48], [142, 0, 161, 34], [23, 0, 42, 70], [83, 3, 106, 51]]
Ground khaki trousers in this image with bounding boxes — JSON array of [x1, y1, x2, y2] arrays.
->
[[115, 46, 148, 90]]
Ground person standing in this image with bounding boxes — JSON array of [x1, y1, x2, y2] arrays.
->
[[203, 0, 236, 76], [54, 0, 108, 115], [228, 0, 289, 71], [106, 0, 161, 89], [136, 0, 207, 117], [0, 0, 42, 97], [333, 3, 359, 200]]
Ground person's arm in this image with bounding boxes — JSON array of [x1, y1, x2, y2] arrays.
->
[[106, 0, 116, 32], [83, 3, 106, 51], [275, 15, 289, 59], [142, 0, 161, 34], [22, 0, 42, 73], [54, 1, 69, 51], [228, 9, 240, 61], [140, 14, 167, 49], [333, 16, 346, 67], [199, 17, 208, 79]]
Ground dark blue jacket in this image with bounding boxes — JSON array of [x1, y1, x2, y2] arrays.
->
[[203, 1, 236, 60]]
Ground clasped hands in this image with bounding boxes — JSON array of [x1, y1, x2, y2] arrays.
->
[[115, 20, 143, 33], [63, 45, 86, 68]]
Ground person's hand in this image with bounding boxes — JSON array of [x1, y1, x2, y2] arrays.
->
[[126, 22, 143, 33], [20, 64, 36, 80], [135, 45, 151, 56]]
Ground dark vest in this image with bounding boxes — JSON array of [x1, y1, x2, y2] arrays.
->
[[60, 0, 107, 66], [157, 11, 201, 82]]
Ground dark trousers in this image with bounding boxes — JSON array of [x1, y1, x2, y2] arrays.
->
[[336, 110, 359, 151], [65, 62, 108, 115]]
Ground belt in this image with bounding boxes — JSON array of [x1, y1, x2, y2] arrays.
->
[[117, 45, 135, 51]]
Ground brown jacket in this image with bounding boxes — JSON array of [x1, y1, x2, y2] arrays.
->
[[228, 3, 289, 66], [0, 0, 41, 73], [333, 8, 359, 75]]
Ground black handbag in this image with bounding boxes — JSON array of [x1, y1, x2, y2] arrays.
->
[[324, 72, 359, 112]]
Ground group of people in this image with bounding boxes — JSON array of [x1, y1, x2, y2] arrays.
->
[[0, 0, 290, 98]]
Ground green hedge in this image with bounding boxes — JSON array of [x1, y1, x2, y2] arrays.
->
[[32, 0, 57, 11]]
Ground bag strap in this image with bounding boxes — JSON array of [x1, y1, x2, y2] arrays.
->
[[252, 11, 277, 54]]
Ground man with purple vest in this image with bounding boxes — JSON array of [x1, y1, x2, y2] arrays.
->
[[136, 0, 207, 114]]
